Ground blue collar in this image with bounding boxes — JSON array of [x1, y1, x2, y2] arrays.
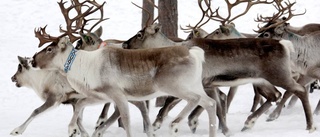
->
[[64, 47, 77, 73]]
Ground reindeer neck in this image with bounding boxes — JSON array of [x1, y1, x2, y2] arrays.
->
[[282, 30, 303, 43], [231, 28, 245, 38]]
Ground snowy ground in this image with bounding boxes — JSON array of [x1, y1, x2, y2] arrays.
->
[[0, 0, 320, 137]]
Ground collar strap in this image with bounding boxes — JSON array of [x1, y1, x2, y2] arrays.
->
[[97, 41, 107, 49], [64, 47, 77, 73]]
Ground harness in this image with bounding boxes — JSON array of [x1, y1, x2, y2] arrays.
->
[[64, 47, 77, 73]]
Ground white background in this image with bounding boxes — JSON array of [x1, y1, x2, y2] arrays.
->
[[0, 0, 320, 137]]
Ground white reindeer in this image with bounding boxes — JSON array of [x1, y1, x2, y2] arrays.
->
[[122, 22, 315, 134], [10, 56, 88, 136], [75, 27, 153, 133]]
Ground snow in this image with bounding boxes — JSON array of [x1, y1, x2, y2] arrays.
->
[[0, 0, 320, 137]]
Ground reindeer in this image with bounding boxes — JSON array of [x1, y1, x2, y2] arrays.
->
[[255, 0, 320, 118], [75, 26, 156, 134], [10, 56, 90, 136], [27, 0, 159, 136], [154, 0, 283, 133], [122, 17, 315, 136], [29, 2, 218, 136]]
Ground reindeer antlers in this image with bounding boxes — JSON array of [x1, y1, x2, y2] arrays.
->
[[180, 0, 212, 32], [35, 0, 107, 47], [131, 1, 158, 28], [34, 25, 63, 47], [255, 0, 306, 33], [207, 0, 275, 26]]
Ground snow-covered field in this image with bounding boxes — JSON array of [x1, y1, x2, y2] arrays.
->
[[0, 0, 320, 137]]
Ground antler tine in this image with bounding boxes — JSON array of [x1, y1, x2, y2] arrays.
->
[[207, 0, 275, 25], [195, 0, 212, 28], [228, 0, 276, 24], [34, 0, 107, 47], [34, 25, 61, 47], [131, 2, 151, 27], [179, 24, 194, 33], [81, 1, 108, 33], [180, 0, 211, 32], [58, 0, 108, 43], [255, 0, 306, 33], [131, 2, 158, 27]]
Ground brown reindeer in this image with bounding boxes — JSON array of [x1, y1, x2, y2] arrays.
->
[[255, 0, 320, 119], [122, 21, 315, 134]]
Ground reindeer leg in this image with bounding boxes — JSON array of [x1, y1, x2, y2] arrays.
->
[[226, 86, 238, 113], [10, 96, 56, 135], [94, 106, 121, 136], [314, 99, 320, 115], [130, 101, 154, 137], [69, 97, 98, 137], [76, 107, 89, 137], [188, 87, 228, 136], [242, 100, 272, 131], [153, 96, 181, 131], [95, 103, 111, 129], [267, 91, 292, 121], [282, 75, 315, 132], [183, 95, 218, 137], [242, 83, 281, 131], [287, 95, 299, 109], [250, 84, 263, 112], [169, 93, 201, 136], [92, 90, 132, 137]]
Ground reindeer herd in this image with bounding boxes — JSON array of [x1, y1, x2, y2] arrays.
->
[[9, 0, 320, 137]]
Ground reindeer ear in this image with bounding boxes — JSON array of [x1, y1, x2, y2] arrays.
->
[[146, 23, 162, 35], [229, 22, 235, 28], [93, 26, 103, 37], [58, 37, 70, 49], [154, 24, 161, 33], [17, 56, 29, 69], [220, 25, 230, 34], [17, 56, 25, 64]]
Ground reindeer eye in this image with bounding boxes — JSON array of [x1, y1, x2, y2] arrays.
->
[[194, 30, 199, 36], [215, 30, 220, 35], [76, 39, 83, 49], [18, 64, 22, 72], [46, 47, 53, 53], [263, 32, 271, 38], [137, 32, 143, 39]]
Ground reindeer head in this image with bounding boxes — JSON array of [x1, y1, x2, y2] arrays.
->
[[205, 23, 245, 39], [185, 28, 209, 40], [122, 23, 162, 49], [255, 0, 306, 39], [11, 56, 32, 87], [31, 37, 73, 71], [31, 0, 106, 70]]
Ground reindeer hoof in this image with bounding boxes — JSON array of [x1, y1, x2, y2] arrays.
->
[[266, 112, 279, 122], [10, 128, 23, 136], [152, 121, 162, 131], [170, 123, 179, 136], [241, 126, 250, 132], [307, 126, 316, 133], [68, 127, 80, 137], [92, 130, 103, 137], [188, 117, 198, 133], [314, 110, 320, 115], [81, 132, 90, 137]]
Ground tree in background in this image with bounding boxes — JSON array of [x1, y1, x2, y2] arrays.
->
[[158, 0, 178, 38], [142, 0, 155, 28]]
